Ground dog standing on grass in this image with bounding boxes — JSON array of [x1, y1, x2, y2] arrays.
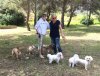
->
[[47, 52, 64, 64], [12, 47, 21, 59], [41, 44, 53, 54], [77, 56, 93, 70], [27, 45, 36, 55], [69, 54, 93, 70], [69, 54, 79, 67]]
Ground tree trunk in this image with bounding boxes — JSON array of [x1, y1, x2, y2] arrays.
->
[[61, 0, 66, 29], [34, 0, 37, 26], [88, 10, 91, 20], [26, 0, 31, 31], [67, 9, 74, 27], [47, 6, 51, 21]]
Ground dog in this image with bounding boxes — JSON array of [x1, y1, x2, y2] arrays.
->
[[77, 56, 93, 70], [41, 44, 53, 55], [27, 45, 36, 55], [47, 52, 63, 64], [46, 44, 53, 53], [12, 47, 21, 59], [69, 54, 79, 67]]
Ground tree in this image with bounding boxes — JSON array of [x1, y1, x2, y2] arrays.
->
[[81, 0, 100, 20], [61, 0, 68, 28], [26, 0, 31, 31], [67, 0, 81, 27]]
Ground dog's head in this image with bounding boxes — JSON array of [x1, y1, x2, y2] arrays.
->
[[73, 54, 79, 59], [57, 52, 64, 59], [47, 54, 51, 58], [32, 45, 36, 49], [85, 56, 93, 62]]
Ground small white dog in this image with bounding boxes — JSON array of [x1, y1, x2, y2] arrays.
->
[[77, 56, 93, 70], [69, 54, 79, 67], [47, 52, 64, 64]]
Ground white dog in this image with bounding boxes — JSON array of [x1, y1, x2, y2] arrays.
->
[[47, 52, 64, 64], [69, 54, 79, 67], [77, 56, 93, 70]]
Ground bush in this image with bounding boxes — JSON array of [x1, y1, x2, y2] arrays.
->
[[0, 8, 25, 26], [80, 18, 94, 26], [98, 16, 100, 22]]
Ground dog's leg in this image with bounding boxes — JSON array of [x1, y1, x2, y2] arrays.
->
[[69, 63, 71, 67], [49, 59, 53, 64], [12, 51, 14, 57], [56, 59, 60, 64], [72, 63, 74, 67], [16, 54, 19, 60], [85, 64, 88, 70]]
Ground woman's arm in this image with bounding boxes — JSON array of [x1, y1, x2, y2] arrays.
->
[[59, 24, 66, 42]]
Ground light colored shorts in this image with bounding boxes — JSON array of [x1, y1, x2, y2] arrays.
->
[[38, 34, 44, 50]]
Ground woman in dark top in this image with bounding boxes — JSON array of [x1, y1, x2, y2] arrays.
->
[[49, 15, 65, 54]]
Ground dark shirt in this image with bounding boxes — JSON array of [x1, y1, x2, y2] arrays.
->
[[49, 20, 60, 38]]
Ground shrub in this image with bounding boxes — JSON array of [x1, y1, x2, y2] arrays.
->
[[80, 18, 94, 26], [0, 8, 25, 26], [98, 16, 100, 22]]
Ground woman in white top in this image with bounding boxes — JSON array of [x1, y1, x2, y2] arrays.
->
[[35, 13, 49, 58]]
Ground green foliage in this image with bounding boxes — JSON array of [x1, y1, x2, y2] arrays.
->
[[0, 8, 25, 26], [80, 17, 94, 26], [98, 16, 100, 22]]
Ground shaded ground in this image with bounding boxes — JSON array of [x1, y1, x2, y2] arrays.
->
[[0, 25, 100, 76]]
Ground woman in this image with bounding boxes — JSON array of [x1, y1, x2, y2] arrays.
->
[[49, 15, 65, 54]]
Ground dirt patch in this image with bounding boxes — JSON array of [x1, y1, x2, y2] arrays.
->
[[0, 25, 17, 29]]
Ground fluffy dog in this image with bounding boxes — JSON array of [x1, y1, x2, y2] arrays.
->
[[69, 54, 79, 67], [41, 44, 53, 55], [46, 44, 53, 53], [12, 47, 21, 59], [42, 44, 53, 53], [47, 52, 63, 64], [77, 56, 93, 70], [27, 45, 36, 55]]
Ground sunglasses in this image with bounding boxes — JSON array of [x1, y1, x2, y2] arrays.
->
[[52, 17, 56, 19]]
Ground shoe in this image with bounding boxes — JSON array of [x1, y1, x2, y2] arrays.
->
[[40, 55, 44, 58]]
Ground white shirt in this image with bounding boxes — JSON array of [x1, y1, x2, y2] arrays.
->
[[35, 18, 49, 35]]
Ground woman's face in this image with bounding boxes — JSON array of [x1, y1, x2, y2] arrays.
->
[[42, 16, 47, 21], [51, 16, 57, 22]]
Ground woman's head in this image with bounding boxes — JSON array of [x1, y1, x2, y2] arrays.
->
[[42, 13, 47, 21], [51, 14, 57, 22]]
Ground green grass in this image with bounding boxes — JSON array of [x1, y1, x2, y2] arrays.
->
[[0, 24, 100, 76]]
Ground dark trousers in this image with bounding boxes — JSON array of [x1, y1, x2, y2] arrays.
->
[[51, 37, 62, 54]]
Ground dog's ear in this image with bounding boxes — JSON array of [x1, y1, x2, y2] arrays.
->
[[85, 56, 88, 60], [89, 56, 93, 61]]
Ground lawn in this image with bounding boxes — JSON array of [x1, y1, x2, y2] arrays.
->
[[0, 24, 100, 76]]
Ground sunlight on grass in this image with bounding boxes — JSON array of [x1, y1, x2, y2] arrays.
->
[[0, 27, 36, 36]]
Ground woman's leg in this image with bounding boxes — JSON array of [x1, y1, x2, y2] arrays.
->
[[55, 38, 62, 52], [38, 34, 44, 58], [51, 37, 57, 54]]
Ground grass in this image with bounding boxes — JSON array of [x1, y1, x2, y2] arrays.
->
[[0, 24, 100, 76]]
